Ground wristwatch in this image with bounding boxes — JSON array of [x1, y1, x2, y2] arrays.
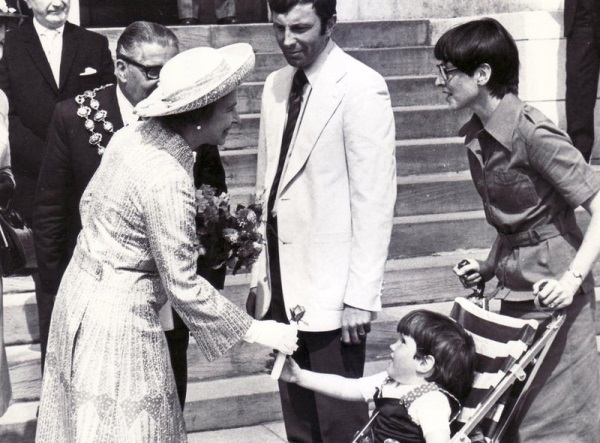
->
[[567, 268, 584, 281]]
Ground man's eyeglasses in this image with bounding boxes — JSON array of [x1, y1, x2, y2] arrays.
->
[[117, 53, 163, 80], [436, 63, 459, 82]]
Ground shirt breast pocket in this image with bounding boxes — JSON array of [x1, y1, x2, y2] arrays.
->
[[488, 170, 539, 213]]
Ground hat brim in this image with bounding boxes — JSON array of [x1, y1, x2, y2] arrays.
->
[[135, 43, 255, 118]]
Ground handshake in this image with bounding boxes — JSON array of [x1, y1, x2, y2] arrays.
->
[[244, 319, 299, 379]]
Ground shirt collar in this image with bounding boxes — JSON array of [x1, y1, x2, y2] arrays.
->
[[303, 39, 335, 87], [459, 93, 523, 150], [33, 18, 65, 37], [116, 84, 137, 127]]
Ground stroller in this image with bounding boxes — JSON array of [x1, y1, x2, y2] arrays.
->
[[449, 296, 565, 443]]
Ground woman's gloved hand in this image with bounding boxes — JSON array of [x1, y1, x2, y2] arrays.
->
[[244, 319, 298, 355]]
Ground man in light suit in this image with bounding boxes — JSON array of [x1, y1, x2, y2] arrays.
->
[[0, 0, 115, 225], [247, 0, 396, 441], [564, 0, 600, 161]]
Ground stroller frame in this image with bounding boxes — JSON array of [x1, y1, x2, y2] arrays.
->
[[450, 298, 565, 443]]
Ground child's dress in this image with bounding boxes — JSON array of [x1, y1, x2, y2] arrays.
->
[[356, 373, 461, 443]]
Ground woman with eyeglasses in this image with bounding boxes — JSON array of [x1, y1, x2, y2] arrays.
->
[[436, 18, 600, 442]]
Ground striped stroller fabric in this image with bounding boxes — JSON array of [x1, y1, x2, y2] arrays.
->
[[450, 298, 539, 439]]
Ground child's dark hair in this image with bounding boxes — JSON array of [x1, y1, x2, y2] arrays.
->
[[434, 17, 519, 98], [398, 310, 476, 402]]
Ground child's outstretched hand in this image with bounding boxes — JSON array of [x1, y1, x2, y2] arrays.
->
[[279, 356, 302, 384]]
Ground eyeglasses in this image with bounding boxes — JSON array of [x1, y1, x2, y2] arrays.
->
[[117, 53, 163, 80], [436, 63, 459, 82]]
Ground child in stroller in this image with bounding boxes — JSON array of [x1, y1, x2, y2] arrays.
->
[[279, 309, 477, 443]]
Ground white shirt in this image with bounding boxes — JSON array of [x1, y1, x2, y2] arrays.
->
[[33, 19, 64, 86], [116, 85, 138, 127]]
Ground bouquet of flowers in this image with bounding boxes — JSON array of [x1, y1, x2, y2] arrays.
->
[[194, 184, 264, 275]]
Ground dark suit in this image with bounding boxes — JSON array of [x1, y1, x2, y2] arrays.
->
[[565, 0, 600, 161], [0, 19, 115, 224], [34, 84, 228, 408]]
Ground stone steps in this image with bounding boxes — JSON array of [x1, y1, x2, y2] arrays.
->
[[219, 137, 467, 189], [237, 74, 444, 114], [0, 295, 459, 441], [97, 20, 432, 55], [224, 106, 469, 149]]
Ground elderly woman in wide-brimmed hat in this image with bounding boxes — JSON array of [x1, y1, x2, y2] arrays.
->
[[0, 2, 25, 418], [36, 43, 298, 442]]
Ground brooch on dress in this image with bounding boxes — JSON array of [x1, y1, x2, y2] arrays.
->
[[75, 84, 115, 156]]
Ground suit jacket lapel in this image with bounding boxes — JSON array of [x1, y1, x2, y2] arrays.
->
[[23, 22, 58, 93], [279, 47, 346, 194], [263, 68, 293, 195], [59, 23, 77, 91]]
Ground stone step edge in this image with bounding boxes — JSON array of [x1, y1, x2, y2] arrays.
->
[[236, 105, 455, 122], [2, 249, 491, 298], [243, 74, 438, 88], [219, 136, 466, 155]]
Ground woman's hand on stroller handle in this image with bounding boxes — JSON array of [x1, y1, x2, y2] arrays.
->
[[533, 276, 579, 310], [454, 258, 483, 289]]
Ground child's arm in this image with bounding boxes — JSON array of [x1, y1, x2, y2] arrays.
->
[[279, 356, 365, 402]]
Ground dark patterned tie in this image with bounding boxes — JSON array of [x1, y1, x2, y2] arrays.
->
[[267, 69, 308, 216]]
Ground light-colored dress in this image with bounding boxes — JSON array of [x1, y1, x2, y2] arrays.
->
[[36, 119, 253, 442], [0, 89, 12, 417]]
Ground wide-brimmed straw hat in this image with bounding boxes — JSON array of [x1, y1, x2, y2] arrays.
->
[[135, 43, 255, 118]]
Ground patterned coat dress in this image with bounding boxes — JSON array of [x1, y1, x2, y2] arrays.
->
[[36, 119, 253, 442]]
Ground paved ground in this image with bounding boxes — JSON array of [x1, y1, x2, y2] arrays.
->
[[188, 421, 287, 442]]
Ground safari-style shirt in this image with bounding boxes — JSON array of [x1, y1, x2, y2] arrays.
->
[[460, 94, 600, 301]]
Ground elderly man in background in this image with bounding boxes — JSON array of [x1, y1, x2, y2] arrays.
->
[[0, 0, 114, 381], [0, 0, 115, 225]]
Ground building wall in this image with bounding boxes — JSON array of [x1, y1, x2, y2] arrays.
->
[[337, 0, 562, 21]]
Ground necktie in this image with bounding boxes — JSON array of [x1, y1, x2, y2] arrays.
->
[[267, 69, 308, 217], [265, 69, 308, 323], [43, 30, 61, 86]]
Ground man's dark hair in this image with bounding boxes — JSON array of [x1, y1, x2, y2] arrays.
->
[[268, 0, 336, 34], [116, 21, 179, 58], [397, 310, 477, 402], [434, 17, 519, 98]]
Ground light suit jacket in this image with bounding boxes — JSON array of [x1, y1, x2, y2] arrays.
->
[[253, 43, 397, 331]]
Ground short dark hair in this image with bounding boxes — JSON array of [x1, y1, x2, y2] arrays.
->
[[117, 21, 179, 58], [434, 18, 519, 98], [397, 310, 477, 402], [268, 0, 336, 34]]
